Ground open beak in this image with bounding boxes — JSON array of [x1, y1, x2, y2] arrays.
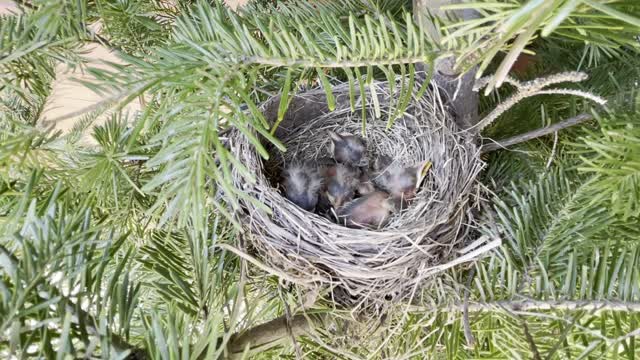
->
[[416, 161, 432, 186]]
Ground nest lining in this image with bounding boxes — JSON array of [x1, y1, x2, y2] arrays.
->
[[229, 79, 485, 301]]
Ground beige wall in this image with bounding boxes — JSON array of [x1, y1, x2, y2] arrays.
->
[[40, 44, 142, 141], [3, 0, 248, 143], [0, 0, 17, 14]]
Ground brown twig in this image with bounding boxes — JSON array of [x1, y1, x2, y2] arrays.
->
[[481, 113, 593, 153], [227, 314, 317, 358], [407, 300, 640, 313]]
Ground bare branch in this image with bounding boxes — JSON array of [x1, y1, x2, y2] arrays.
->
[[222, 299, 640, 358], [409, 299, 640, 313], [227, 314, 319, 359], [487, 300, 640, 313], [481, 113, 593, 153], [239, 55, 431, 69]]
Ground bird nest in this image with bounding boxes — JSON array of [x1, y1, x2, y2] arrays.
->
[[228, 79, 489, 305]]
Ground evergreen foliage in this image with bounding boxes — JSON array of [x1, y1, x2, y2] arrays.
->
[[1, 0, 639, 358]]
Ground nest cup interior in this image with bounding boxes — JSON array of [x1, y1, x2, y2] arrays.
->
[[266, 105, 437, 229], [229, 80, 484, 301]]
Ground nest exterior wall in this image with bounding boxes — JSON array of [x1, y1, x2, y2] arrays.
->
[[229, 80, 485, 301]]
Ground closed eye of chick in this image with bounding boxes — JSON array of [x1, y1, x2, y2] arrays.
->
[[328, 131, 368, 167], [336, 191, 395, 229]]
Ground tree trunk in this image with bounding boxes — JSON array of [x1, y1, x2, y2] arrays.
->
[[413, 0, 480, 130]]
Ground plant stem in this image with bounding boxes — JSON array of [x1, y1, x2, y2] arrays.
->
[[481, 113, 593, 153], [227, 314, 320, 359], [410, 299, 640, 313], [239, 55, 431, 68]]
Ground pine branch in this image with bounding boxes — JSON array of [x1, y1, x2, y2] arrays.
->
[[573, 113, 640, 219], [59, 292, 144, 357], [81, 1, 435, 231], [441, 0, 640, 92], [481, 113, 593, 153], [0, 244, 18, 280], [0, 244, 143, 357]]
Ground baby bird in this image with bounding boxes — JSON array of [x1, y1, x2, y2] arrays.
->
[[372, 155, 431, 208], [322, 163, 360, 209], [356, 169, 376, 196], [336, 191, 395, 229], [282, 163, 322, 212], [316, 157, 337, 179], [315, 157, 337, 213], [328, 131, 368, 167]]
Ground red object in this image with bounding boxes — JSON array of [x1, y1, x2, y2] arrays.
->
[[511, 53, 538, 76]]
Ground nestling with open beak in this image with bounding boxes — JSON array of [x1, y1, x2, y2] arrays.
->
[[282, 163, 322, 212], [372, 155, 431, 209], [328, 131, 368, 167], [336, 191, 396, 229]]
